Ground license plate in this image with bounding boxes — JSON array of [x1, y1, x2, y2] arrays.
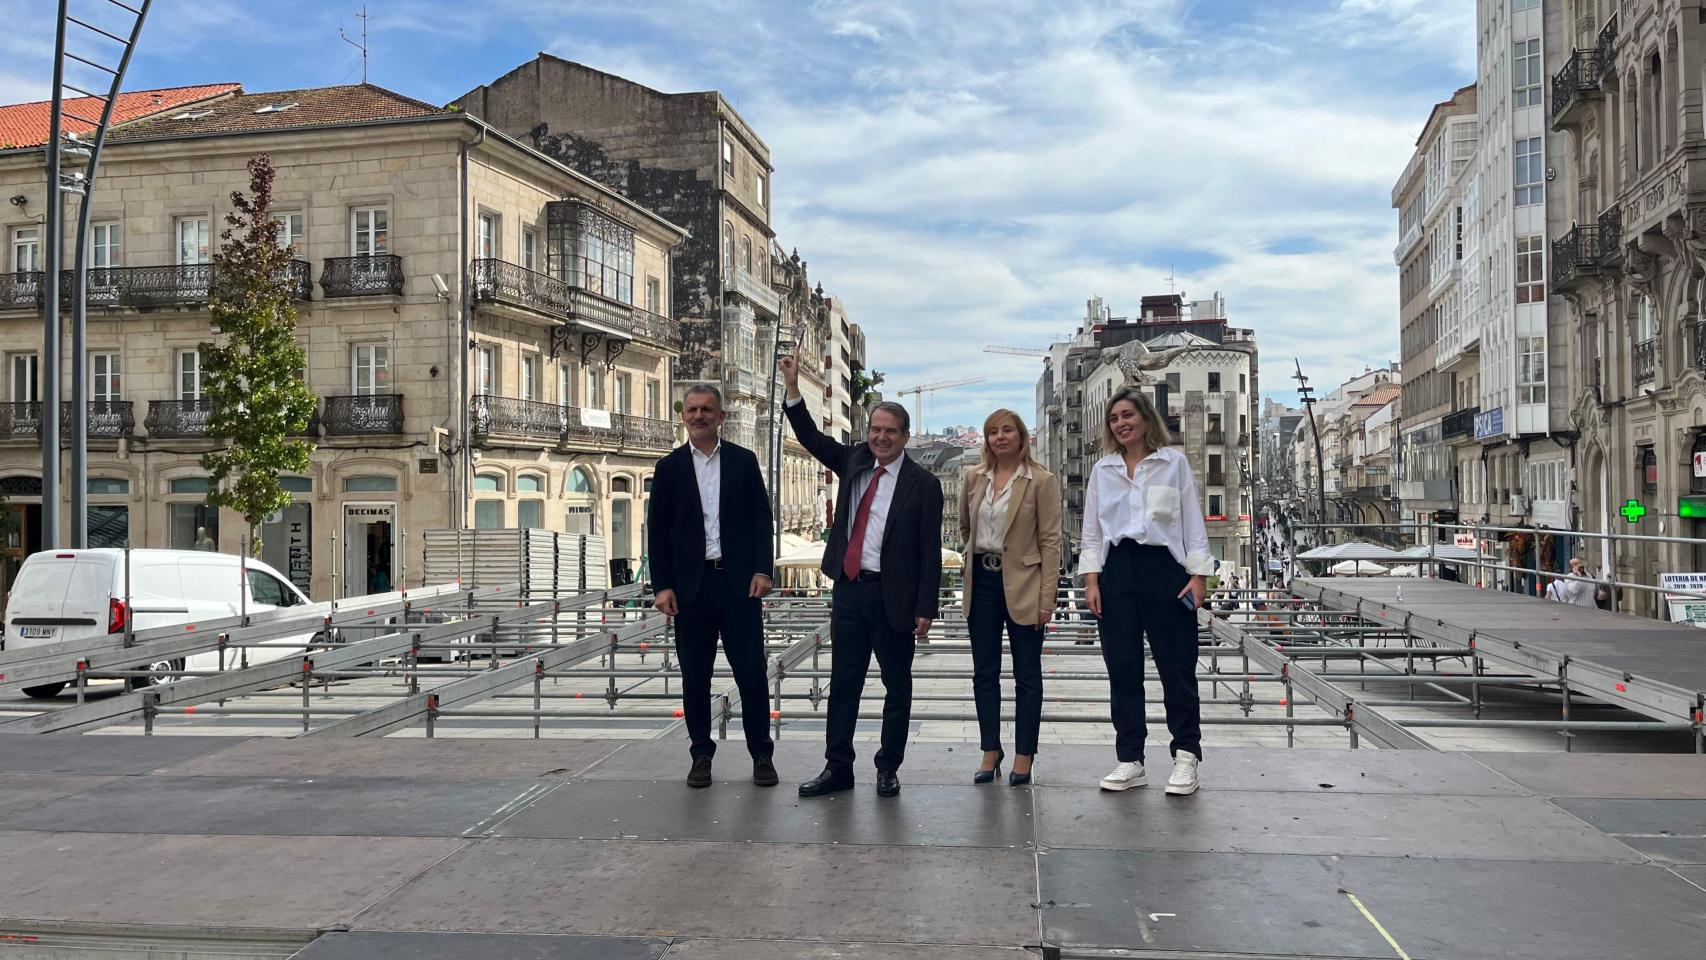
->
[[17, 626, 57, 639]]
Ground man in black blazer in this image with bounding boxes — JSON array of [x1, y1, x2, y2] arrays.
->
[[780, 347, 943, 799], [648, 383, 778, 789]]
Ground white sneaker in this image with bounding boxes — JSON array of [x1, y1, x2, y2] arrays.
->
[[1165, 754, 1200, 796], [1099, 761, 1147, 791]]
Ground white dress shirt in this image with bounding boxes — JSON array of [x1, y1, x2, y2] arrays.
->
[[847, 453, 904, 573], [974, 464, 1031, 553], [1076, 446, 1214, 578], [690, 441, 722, 561]]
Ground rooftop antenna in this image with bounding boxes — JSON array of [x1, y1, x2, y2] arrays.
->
[[1165, 265, 1177, 294], [340, 5, 369, 83]]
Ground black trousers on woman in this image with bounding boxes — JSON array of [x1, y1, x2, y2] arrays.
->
[[1096, 541, 1202, 764], [968, 558, 1045, 756]]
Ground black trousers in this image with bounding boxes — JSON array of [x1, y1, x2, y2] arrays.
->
[[673, 564, 773, 760], [1096, 542, 1202, 764], [968, 559, 1044, 755], [825, 576, 915, 773]]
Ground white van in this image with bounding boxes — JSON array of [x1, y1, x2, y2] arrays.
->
[[3, 549, 315, 699]]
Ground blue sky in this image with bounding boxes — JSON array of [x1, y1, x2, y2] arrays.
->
[[1, 0, 1474, 431]]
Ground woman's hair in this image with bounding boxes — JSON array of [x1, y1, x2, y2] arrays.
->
[[1100, 385, 1172, 454], [979, 408, 1040, 473]]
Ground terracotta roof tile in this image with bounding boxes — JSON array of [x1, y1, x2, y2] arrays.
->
[[0, 83, 241, 148], [107, 84, 449, 144]]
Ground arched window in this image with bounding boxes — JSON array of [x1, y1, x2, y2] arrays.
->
[[473, 474, 505, 493], [612, 476, 631, 494], [517, 473, 546, 528], [565, 466, 596, 535], [741, 236, 752, 274], [723, 221, 734, 278]]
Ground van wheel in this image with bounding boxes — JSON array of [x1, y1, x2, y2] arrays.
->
[[127, 658, 186, 691], [22, 682, 66, 699]]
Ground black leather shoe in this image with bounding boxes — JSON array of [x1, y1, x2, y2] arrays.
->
[[687, 756, 713, 789], [798, 767, 854, 797], [876, 770, 901, 797], [753, 756, 779, 787], [973, 748, 1004, 785]]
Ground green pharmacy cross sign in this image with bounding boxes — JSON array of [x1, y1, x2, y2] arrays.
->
[[1620, 499, 1648, 524]]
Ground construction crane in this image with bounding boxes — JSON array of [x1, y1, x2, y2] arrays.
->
[[983, 345, 1049, 358], [894, 377, 986, 432]]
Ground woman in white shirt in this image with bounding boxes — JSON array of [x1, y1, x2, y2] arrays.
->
[[1078, 385, 1213, 797], [958, 410, 1062, 786]]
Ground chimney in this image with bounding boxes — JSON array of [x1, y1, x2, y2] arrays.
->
[[151, 93, 162, 106]]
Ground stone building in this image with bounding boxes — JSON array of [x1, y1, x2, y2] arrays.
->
[[1039, 294, 1259, 580], [1549, 0, 1706, 608], [1393, 84, 1477, 534], [0, 83, 684, 605], [448, 56, 779, 439]]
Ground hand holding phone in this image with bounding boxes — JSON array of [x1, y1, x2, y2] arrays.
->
[[1179, 592, 1197, 612]]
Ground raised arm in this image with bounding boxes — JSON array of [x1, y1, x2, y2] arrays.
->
[[779, 344, 854, 473]]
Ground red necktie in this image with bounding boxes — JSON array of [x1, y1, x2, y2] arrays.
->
[[842, 465, 886, 579]]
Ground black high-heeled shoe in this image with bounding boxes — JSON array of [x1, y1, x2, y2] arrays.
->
[[1009, 755, 1033, 786], [973, 748, 1004, 784]]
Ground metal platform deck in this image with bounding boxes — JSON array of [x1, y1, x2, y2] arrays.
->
[[0, 735, 1702, 959], [1297, 578, 1706, 728]]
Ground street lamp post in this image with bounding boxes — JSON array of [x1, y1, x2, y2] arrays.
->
[[1293, 359, 1328, 544]]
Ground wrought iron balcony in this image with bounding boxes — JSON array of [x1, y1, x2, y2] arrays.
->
[[1552, 210, 1621, 289], [144, 399, 214, 438], [1550, 48, 1603, 128], [1206, 429, 1226, 445], [470, 395, 568, 442], [321, 255, 404, 298], [0, 401, 135, 441], [1597, 13, 1618, 72], [1208, 470, 1226, 486], [1442, 405, 1478, 441], [0, 271, 42, 309], [1634, 338, 1657, 386], [471, 259, 682, 353], [47, 261, 312, 310], [322, 394, 404, 435], [616, 413, 677, 451]]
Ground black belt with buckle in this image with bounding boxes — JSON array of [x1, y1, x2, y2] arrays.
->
[[847, 570, 881, 582], [705, 558, 725, 570], [977, 553, 1003, 572]]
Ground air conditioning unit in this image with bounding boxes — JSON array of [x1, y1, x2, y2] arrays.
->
[[1510, 494, 1528, 515]]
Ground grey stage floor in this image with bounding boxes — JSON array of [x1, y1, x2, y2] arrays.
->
[[0, 735, 1702, 958]]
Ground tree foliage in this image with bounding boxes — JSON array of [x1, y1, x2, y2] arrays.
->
[[200, 155, 317, 554]]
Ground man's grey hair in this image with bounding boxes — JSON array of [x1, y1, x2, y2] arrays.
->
[[869, 400, 910, 434], [682, 382, 725, 412]]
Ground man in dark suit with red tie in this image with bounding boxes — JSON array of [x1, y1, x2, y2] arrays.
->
[[780, 346, 944, 798]]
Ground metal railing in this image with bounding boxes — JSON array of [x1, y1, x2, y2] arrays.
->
[[0, 271, 43, 308], [728, 267, 780, 316], [144, 398, 213, 438], [321, 255, 404, 298], [323, 394, 404, 434], [1208, 470, 1226, 486], [1206, 429, 1225, 445], [616, 412, 677, 451], [1598, 12, 1618, 70], [470, 395, 567, 441], [1552, 219, 1614, 287], [1634, 337, 1657, 385], [1550, 48, 1602, 125], [76, 263, 214, 308], [0, 401, 134, 440], [472, 258, 682, 351]]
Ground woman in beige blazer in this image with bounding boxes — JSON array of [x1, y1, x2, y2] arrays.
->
[[959, 409, 1062, 785]]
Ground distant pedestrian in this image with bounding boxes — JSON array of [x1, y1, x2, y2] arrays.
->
[[1544, 557, 1597, 607]]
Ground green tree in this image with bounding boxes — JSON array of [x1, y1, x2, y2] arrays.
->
[[199, 155, 317, 555]]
